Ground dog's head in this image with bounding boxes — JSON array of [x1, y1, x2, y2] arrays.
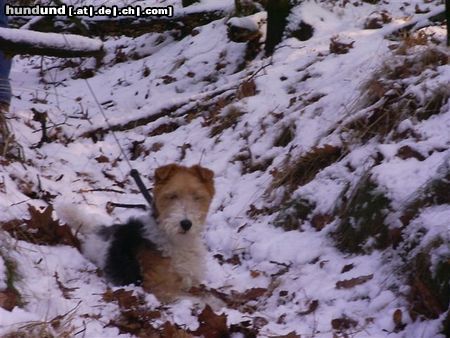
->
[[153, 164, 215, 239]]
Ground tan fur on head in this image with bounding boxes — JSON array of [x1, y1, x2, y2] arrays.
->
[[153, 164, 215, 234], [154, 164, 215, 196]]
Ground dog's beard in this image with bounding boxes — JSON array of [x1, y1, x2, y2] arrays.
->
[[158, 206, 205, 240]]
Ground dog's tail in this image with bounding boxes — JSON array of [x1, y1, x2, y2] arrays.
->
[[54, 202, 111, 236]]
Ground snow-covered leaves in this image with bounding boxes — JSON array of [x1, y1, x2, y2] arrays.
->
[[2, 205, 80, 249]]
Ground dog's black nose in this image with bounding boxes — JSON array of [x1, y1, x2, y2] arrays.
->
[[180, 219, 192, 232]]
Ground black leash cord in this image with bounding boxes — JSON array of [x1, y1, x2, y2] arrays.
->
[[108, 202, 148, 210], [130, 169, 154, 208]]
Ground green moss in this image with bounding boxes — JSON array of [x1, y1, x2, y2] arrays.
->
[[401, 171, 450, 226], [273, 198, 316, 231], [2, 255, 23, 307], [434, 259, 450, 310], [409, 250, 450, 321], [333, 177, 391, 253]]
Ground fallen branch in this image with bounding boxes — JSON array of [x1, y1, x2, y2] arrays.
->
[[82, 84, 237, 140], [77, 188, 125, 194], [0, 26, 103, 57], [107, 202, 148, 210]]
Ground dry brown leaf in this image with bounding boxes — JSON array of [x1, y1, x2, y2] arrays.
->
[[393, 309, 402, 326], [232, 287, 267, 303], [2, 205, 80, 249], [0, 289, 18, 311], [194, 305, 228, 338], [162, 321, 193, 338], [95, 155, 110, 163], [336, 274, 373, 289], [297, 299, 319, 316], [330, 36, 355, 54], [340, 264, 355, 273], [331, 316, 358, 331], [102, 288, 141, 309], [250, 270, 262, 278]]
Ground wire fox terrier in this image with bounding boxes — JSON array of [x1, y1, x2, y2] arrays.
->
[[56, 164, 215, 301]]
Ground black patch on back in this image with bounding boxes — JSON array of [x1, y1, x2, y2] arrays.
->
[[103, 218, 155, 286]]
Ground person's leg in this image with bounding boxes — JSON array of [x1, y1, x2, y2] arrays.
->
[[0, 0, 22, 160]]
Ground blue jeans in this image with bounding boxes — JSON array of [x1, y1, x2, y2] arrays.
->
[[0, 0, 12, 106]]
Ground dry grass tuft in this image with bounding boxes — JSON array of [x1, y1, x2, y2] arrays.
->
[[395, 31, 428, 55], [271, 145, 342, 196], [273, 125, 295, 147], [345, 44, 449, 142], [210, 105, 245, 137], [329, 36, 354, 54], [236, 79, 257, 99]]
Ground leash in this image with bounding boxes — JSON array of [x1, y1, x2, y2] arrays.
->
[[84, 79, 154, 210], [130, 168, 153, 207]]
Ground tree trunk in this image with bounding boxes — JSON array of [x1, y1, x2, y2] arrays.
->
[[265, 0, 292, 56]]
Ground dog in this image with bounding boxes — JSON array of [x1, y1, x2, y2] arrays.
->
[[56, 164, 215, 301]]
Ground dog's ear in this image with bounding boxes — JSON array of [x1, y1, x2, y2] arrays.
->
[[191, 165, 214, 183], [154, 164, 178, 184]]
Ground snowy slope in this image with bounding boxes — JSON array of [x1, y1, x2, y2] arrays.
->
[[1, 0, 449, 337]]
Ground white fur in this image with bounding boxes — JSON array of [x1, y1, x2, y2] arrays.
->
[[55, 202, 112, 268], [157, 202, 207, 287]]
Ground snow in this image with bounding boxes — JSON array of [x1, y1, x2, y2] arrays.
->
[[372, 150, 449, 207], [227, 17, 259, 32], [0, 0, 448, 337]]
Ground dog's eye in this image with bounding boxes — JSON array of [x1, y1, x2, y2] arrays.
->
[[166, 193, 178, 200], [193, 194, 204, 202]]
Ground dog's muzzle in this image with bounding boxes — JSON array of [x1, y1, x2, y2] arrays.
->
[[180, 219, 192, 232]]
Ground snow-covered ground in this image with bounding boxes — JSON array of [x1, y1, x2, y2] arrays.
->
[[0, 0, 449, 337]]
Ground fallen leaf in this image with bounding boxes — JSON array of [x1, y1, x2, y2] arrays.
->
[[297, 299, 319, 316], [102, 288, 141, 309], [336, 274, 373, 289], [250, 270, 262, 278], [162, 321, 193, 338], [2, 205, 80, 249], [393, 308, 406, 332], [95, 155, 110, 163], [330, 36, 355, 54], [194, 305, 228, 338], [0, 289, 18, 311], [340, 264, 354, 273], [393, 309, 402, 325], [331, 316, 358, 331]]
